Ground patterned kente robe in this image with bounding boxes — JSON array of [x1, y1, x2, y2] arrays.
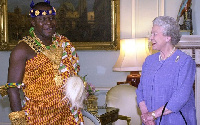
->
[[20, 33, 83, 125]]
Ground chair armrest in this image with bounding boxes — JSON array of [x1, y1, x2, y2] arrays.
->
[[82, 109, 101, 125], [118, 115, 131, 125]]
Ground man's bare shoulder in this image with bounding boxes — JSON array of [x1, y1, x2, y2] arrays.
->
[[10, 42, 36, 60]]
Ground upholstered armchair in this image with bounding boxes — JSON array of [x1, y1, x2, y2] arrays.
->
[[106, 84, 142, 125]]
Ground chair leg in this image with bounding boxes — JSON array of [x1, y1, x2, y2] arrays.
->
[[118, 115, 131, 125], [127, 117, 131, 125]]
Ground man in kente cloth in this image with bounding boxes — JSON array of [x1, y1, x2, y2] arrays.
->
[[0, 0, 83, 124]]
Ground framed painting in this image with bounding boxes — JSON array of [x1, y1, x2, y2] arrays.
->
[[0, 0, 120, 50]]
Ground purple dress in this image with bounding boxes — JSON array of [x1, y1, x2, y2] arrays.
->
[[136, 49, 197, 125]]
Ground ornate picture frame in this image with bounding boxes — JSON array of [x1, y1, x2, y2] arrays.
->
[[0, 0, 120, 51]]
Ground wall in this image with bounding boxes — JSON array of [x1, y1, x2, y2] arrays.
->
[[1, 0, 200, 123], [165, 0, 200, 35], [0, 52, 10, 123]]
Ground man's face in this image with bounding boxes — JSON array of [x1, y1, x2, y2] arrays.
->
[[31, 6, 56, 39]]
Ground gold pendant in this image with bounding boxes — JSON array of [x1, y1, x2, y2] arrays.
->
[[54, 75, 63, 86]]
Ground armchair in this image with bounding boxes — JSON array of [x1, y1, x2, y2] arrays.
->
[[106, 84, 142, 125]]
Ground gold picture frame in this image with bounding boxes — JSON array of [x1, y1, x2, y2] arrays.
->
[[0, 0, 8, 50], [0, 0, 120, 51]]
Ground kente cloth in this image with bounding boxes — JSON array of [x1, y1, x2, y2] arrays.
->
[[21, 35, 82, 125]]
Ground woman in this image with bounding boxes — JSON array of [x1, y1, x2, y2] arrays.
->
[[136, 16, 196, 125]]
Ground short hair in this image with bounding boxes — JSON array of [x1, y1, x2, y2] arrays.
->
[[153, 16, 181, 45]]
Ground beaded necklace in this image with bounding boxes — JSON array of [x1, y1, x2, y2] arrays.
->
[[29, 27, 57, 50]]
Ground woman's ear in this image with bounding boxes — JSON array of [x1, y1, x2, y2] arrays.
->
[[166, 36, 171, 43]]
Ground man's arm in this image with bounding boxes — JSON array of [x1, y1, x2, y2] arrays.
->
[[7, 43, 28, 112]]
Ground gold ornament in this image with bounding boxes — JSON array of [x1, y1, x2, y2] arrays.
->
[[9, 111, 27, 125], [35, 10, 40, 16], [0, 85, 8, 97], [54, 75, 63, 86], [42, 46, 63, 86]]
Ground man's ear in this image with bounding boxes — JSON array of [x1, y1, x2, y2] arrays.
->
[[31, 19, 35, 27]]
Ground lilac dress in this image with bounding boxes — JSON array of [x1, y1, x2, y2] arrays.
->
[[136, 49, 197, 125]]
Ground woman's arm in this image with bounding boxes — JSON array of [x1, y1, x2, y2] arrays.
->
[[139, 101, 148, 114], [142, 106, 172, 122], [166, 57, 196, 112]]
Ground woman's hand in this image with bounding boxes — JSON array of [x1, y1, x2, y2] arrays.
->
[[145, 120, 155, 125], [141, 112, 154, 124]]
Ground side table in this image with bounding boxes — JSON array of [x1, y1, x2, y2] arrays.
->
[[94, 107, 119, 125]]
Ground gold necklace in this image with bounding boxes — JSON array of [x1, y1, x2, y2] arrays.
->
[[159, 47, 176, 61], [42, 46, 63, 86], [32, 32, 63, 86]]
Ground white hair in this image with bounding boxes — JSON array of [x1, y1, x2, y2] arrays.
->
[[63, 76, 86, 109]]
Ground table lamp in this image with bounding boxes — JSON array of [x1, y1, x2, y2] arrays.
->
[[113, 38, 150, 87]]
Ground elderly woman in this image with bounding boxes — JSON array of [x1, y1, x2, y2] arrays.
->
[[136, 16, 196, 125]]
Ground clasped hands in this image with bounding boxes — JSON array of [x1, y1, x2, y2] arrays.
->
[[141, 112, 155, 125]]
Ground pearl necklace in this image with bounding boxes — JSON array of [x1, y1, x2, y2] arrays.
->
[[159, 47, 176, 61]]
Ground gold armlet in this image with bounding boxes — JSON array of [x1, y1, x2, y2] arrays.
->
[[9, 111, 27, 125]]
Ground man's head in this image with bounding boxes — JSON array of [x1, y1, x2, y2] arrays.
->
[[31, 2, 56, 39]]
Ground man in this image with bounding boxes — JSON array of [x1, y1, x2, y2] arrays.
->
[[5, 1, 82, 124]]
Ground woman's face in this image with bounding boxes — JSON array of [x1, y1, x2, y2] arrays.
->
[[149, 25, 168, 51]]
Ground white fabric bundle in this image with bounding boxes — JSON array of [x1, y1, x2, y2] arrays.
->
[[63, 76, 86, 109]]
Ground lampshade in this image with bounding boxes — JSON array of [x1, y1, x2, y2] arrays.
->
[[113, 38, 150, 71]]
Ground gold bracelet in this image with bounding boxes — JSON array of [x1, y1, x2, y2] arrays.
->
[[151, 111, 156, 120], [9, 111, 27, 125], [0, 85, 8, 97]]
